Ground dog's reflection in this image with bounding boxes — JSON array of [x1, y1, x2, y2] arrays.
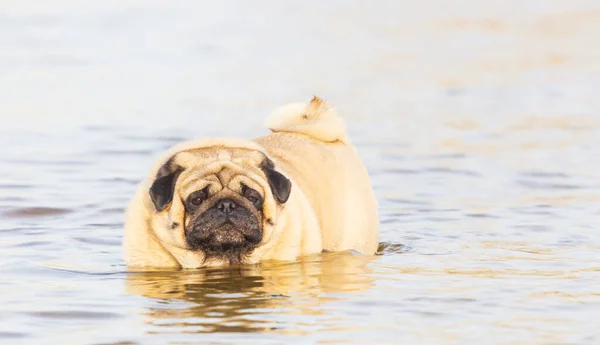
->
[[125, 251, 376, 334]]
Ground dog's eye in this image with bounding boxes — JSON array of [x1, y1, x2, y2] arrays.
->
[[241, 185, 262, 206], [187, 188, 208, 207]]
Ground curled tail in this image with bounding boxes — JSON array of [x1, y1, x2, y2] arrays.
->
[[265, 96, 349, 144]]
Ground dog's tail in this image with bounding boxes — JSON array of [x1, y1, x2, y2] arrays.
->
[[265, 96, 349, 144]]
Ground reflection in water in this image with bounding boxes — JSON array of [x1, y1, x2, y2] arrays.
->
[[125, 251, 376, 334]]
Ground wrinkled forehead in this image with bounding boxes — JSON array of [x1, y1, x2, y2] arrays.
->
[[172, 147, 266, 167], [171, 147, 268, 196]]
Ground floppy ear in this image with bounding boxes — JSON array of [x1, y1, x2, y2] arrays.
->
[[149, 158, 184, 212], [261, 158, 292, 204]]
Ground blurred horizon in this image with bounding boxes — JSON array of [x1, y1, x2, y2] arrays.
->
[[1, 0, 598, 132]]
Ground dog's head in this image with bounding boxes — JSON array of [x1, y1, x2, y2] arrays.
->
[[146, 143, 291, 266]]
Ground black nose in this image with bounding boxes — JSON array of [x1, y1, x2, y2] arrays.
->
[[216, 199, 237, 214]]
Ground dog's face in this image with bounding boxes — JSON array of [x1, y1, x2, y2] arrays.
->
[[147, 148, 291, 266], [181, 176, 265, 262]]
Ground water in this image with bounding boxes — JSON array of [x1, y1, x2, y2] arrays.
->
[[1, 1, 600, 344]]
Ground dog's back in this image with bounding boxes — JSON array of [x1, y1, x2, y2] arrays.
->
[[254, 97, 379, 254]]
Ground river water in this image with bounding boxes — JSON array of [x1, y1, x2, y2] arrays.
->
[[1, 1, 599, 344]]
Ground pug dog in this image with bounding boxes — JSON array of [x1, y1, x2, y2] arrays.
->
[[124, 96, 379, 269]]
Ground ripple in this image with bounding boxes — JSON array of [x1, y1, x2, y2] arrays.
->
[[92, 208, 127, 216], [516, 180, 585, 190], [378, 168, 420, 175], [94, 150, 155, 156], [6, 159, 91, 166], [84, 222, 124, 229], [383, 198, 431, 206], [0, 227, 45, 234], [377, 242, 410, 255], [6, 240, 53, 248], [0, 332, 26, 339], [423, 167, 481, 177], [0, 196, 27, 202], [519, 171, 571, 178], [509, 207, 560, 216], [73, 236, 121, 246], [120, 135, 189, 143], [423, 153, 467, 159], [512, 224, 551, 233], [99, 178, 140, 185], [0, 184, 33, 190], [0, 260, 124, 278], [417, 208, 459, 213], [380, 216, 412, 224], [377, 167, 480, 177], [465, 213, 501, 219], [2, 207, 73, 218], [423, 216, 460, 222], [406, 297, 476, 304], [23, 310, 122, 320]]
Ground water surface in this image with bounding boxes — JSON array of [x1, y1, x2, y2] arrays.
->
[[1, 1, 600, 344]]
